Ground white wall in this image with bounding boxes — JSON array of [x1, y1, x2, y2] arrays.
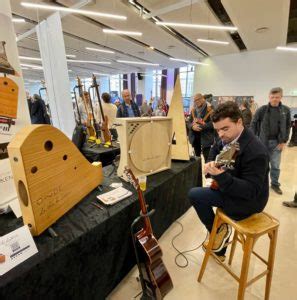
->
[[194, 48, 297, 106]]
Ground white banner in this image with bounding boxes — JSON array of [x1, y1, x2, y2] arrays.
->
[[0, 1, 30, 213]]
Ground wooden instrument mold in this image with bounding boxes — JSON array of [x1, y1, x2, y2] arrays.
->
[[7, 125, 103, 236]]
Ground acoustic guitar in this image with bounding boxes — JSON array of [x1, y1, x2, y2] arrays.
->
[[76, 76, 97, 138], [124, 167, 173, 299], [210, 142, 240, 190], [91, 74, 111, 143]]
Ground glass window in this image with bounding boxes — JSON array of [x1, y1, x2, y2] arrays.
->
[[179, 65, 195, 112]]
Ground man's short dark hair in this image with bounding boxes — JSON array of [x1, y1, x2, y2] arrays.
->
[[211, 101, 242, 123], [101, 92, 111, 103], [270, 87, 283, 96]]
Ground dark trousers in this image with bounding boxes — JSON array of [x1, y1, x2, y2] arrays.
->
[[192, 137, 211, 162], [188, 187, 228, 255]]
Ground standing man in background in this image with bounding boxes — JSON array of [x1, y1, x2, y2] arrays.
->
[[188, 93, 214, 161], [251, 87, 291, 195], [116, 89, 140, 118]]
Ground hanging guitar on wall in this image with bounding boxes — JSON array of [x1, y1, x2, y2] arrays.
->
[[124, 167, 173, 299], [90, 74, 111, 144], [76, 76, 98, 140]]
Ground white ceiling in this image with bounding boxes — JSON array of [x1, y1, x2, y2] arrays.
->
[[10, 0, 292, 81]]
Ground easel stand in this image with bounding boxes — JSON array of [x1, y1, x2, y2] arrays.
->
[[131, 209, 156, 300]]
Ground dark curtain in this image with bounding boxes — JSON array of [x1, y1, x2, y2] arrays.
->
[[123, 74, 128, 90], [160, 69, 167, 101], [174, 68, 180, 85], [131, 73, 136, 100]]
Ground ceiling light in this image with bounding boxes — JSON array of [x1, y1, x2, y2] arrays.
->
[[68, 70, 73, 72], [66, 54, 76, 58], [197, 38, 229, 45], [116, 60, 159, 66], [169, 58, 208, 65], [148, 46, 155, 50], [156, 22, 237, 31], [19, 56, 42, 61], [276, 46, 297, 52], [86, 47, 115, 54], [12, 18, 26, 23], [21, 2, 127, 20], [21, 67, 29, 70], [67, 59, 111, 64], [93, 72, 110, 76], [103, 29, 142, 36], [20, 63, 43, 69]]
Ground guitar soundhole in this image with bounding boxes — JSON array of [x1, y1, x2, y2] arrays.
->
[[63, 154, 68, 161], [18, 180, 29, 207], [31, 166, 38, 174], [44, 140, 53, 151]]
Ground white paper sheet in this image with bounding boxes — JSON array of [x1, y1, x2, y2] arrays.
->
[[0, 225, 38, 276]]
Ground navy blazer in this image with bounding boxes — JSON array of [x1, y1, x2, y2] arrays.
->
[[208, 128, 269, 220]]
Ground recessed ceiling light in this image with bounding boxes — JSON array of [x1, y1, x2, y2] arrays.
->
[[67, 59, 111, 64], [156, 22, 237, 31], [12, 18, 26, 23], [20, 63, 43, 69], [197, 38, 229, 45], [169, 58, 208, 65], [148, 46, 155, 50], [117, 60, 159, 66], [103, 29, 142, 36], [21, 2, 127, 20], [85, 47, 115, 54], [19, 56, 42, 61], [276, 46, 297, 52]]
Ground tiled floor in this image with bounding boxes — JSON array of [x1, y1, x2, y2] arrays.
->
[[108, 146, 297, 300]]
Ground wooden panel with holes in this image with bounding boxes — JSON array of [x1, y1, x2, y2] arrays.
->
[[0, 77, 18, 119], [7, 125, 103, 236]]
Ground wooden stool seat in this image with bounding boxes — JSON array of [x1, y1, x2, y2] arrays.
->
[[218, 210, 279, 237], [198, 208, 279, 300]]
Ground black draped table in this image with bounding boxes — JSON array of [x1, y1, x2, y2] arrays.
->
[[81, 142, 120, 166], [0, 159, 201, 300]]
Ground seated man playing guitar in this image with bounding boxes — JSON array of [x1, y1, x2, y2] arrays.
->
[[188, 101, 269, 260]]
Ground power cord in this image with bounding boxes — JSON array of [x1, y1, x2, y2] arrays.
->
[[171, 221, 205, 268]]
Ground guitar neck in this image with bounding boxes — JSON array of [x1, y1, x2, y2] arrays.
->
[[137, 188, 153, 235], [92, 81, 105, 122]]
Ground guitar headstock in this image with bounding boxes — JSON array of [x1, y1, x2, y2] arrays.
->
[[124, 167, 140, 191], [215, 142, 240, 169], [92, 74, 98, 87]]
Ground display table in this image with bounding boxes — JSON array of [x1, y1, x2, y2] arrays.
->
[[81, 142, 121, 166], [0, 159, 201, 300]]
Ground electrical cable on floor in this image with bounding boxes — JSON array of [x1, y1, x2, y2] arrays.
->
[[171, 221, 204, 268]]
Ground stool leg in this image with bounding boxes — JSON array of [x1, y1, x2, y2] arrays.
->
[[228, 230, 238, 266], [265, 229, 278, 300], [197, 213, 222, 282], [237, 236, 254, 300]]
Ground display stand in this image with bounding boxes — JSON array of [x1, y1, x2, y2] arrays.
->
[[131, 209, 156, 300]]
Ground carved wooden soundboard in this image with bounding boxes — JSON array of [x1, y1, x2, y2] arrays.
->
[[167, 75, 190, 160], [116, 117, 172, 178], [0, 77, 18, 119], [7, 125, 103, 236]]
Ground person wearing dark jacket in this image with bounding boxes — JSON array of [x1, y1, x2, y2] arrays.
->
[[116, 89, 140, 118], [188, 101, 269, 260], [188, 93, 215, 161], [30, 94, 51, 124], [250, 87, 291, 195], [239, 100, 252, 127]]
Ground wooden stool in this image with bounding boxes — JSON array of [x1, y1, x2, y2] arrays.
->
[[198, 208, 279, 300]]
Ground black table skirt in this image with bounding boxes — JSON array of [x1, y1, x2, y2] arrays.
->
[[0, 158, 201, 300]]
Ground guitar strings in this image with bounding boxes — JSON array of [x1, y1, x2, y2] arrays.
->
[[171, 221, 204, 268]]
